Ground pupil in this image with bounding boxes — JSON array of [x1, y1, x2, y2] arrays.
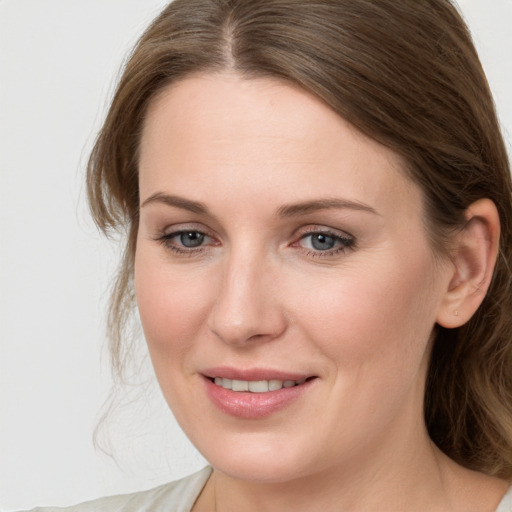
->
[[311, 233, 335, 250], [180, 232, 204, 247]]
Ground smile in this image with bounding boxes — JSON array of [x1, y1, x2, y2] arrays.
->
[[204, 374, 317, 419], [213, 377, 308, 393]]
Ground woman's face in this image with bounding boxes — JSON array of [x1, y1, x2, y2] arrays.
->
[[135, 73, 454, 483]]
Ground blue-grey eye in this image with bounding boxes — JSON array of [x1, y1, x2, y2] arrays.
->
[[309, 233, 336, 250], [180, 231, 205, 247]]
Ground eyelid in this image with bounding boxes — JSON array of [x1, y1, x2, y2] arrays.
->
[[291, 225, 356, 256], [293, 224, 355, 241], [157, 221, 216, 240], [154, 223, 219, 254]]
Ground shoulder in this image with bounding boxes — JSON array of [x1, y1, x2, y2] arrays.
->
[[22, 466, 212, 512]]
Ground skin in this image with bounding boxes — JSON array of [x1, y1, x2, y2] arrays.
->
[[135, 73, 506, 511]]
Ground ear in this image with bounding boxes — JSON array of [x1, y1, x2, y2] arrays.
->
[[436, 198, 500, 329]]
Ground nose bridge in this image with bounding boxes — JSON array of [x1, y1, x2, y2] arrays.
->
[[208, 241, 285, 346]]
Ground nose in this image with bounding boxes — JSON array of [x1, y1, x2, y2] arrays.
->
[[207, 249, 287, 347]]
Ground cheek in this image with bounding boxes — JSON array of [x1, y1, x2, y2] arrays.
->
[[288, 251, 442, 372], [134, 249, 213, 362]]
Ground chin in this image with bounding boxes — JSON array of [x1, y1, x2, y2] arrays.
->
[[212, 455, 311, 484], [189, 427, 323, 484]]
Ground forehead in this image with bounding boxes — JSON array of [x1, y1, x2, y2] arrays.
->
[[138, 72, 421, 219], [141, 72, 397, 164]]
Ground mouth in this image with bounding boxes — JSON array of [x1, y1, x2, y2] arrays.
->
[[203, 372, 317, 418], [201, 368, 318, 418], [209, 376, 315, 393]]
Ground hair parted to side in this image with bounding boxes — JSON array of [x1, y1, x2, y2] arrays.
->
[[87, 0, 512, 477]]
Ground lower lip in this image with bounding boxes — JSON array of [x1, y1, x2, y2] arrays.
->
[[203, 377, 315, 419]]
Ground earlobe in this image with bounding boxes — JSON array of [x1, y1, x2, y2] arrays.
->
[[436, 198, 500, 329]]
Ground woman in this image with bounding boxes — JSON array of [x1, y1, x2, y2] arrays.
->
[[29, 0, 512, 510]]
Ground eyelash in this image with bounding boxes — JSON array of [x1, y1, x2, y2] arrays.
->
[[155, 229, 215, 256], [295, 228, 355, 258], [155, 228, 356, 258]]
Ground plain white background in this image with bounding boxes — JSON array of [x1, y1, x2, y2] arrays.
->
[[0, 1, 510, 510]]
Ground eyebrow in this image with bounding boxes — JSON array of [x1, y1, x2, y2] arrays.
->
[[140, 193, 379, 218], [140, 192, 209, 214], [277, 198, 379, 217]]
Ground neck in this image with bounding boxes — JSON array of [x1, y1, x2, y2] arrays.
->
[[209, 450, 507, 512], [200, 433, 508, 512], [210, 427, 448, 512]]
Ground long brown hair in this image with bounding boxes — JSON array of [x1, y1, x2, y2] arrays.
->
[[87, 0, 512, 477]]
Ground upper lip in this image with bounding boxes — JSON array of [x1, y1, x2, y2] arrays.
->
[[201, 366, 315, 381]]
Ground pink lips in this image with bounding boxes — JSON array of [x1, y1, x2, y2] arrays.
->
[[201, 367, 316, 419]]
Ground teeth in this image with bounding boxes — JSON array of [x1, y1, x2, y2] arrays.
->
[[215, 377, 233, 389], [232, 379, 249, 391], [268, 379, 283, 391], [248, 380, 269, 392], [213, 377, 308, 393]]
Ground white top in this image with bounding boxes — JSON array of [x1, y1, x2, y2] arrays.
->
[[22, 466, 512, 512], [23, 467, 212, 512], [498, 486, 512, 512]]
